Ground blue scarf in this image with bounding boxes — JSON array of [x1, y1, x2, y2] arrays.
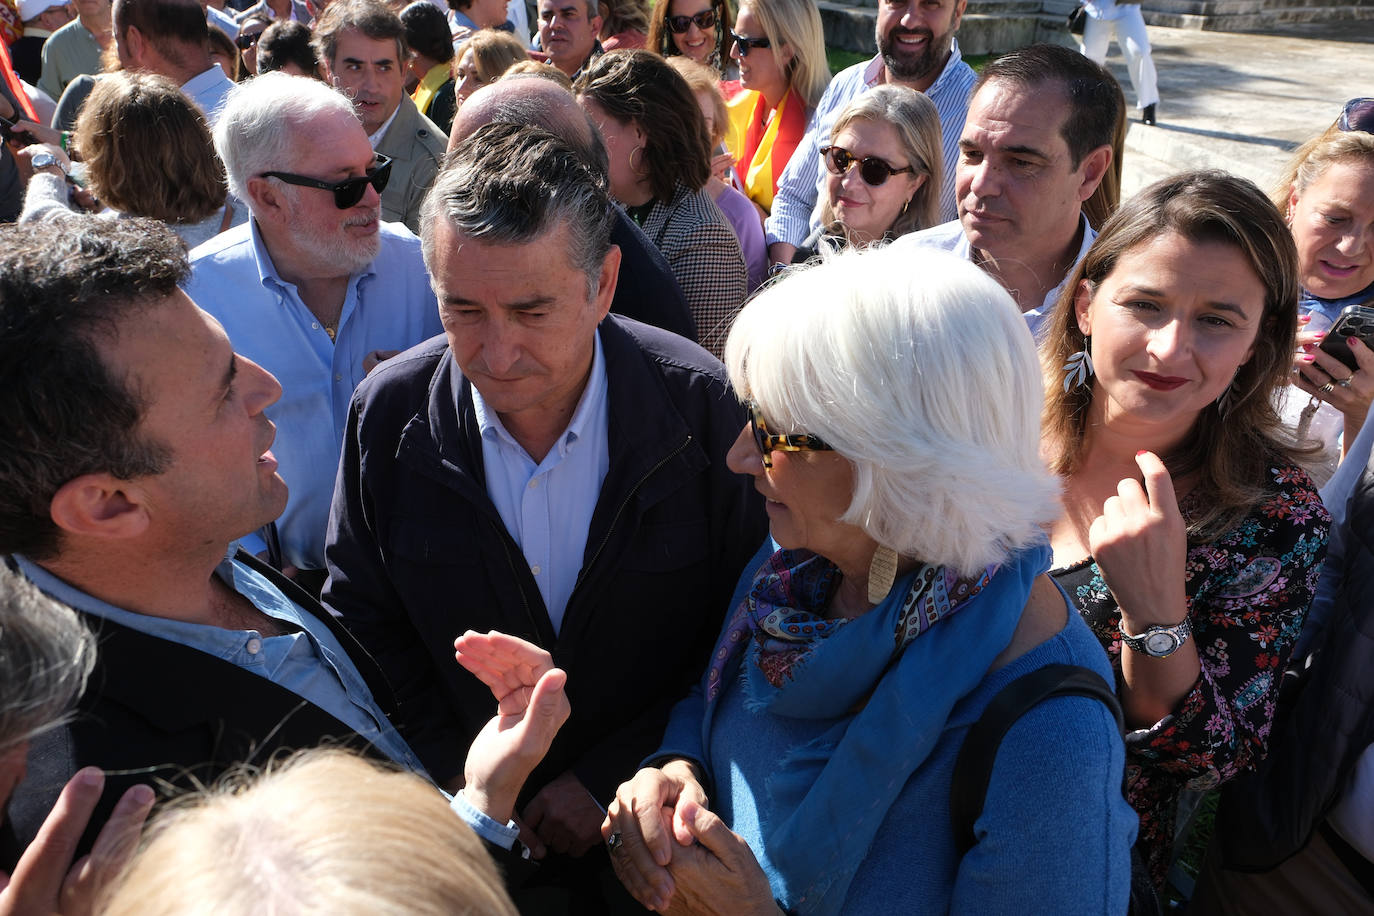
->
[[697, 540, 1052, 914]]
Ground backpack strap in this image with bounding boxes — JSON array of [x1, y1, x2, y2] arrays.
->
[[950, 663, 1124, 856]]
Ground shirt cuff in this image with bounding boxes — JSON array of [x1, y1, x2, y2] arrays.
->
[[449, 789, 525, 855]]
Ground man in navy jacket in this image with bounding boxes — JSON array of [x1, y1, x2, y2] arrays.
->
[[323, 123, 766, 900]]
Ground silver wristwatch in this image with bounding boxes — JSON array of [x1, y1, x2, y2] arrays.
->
[[30, 151, 66, 175], [1118, 617, 1192, 657]]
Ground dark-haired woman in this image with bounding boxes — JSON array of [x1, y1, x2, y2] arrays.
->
[[578, 49, 747, 356], [1041, 170, 1332, 889], [645, 0, 732, 75], [401, 1, 456, 134]]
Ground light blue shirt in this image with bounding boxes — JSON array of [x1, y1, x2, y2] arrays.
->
[[890, 212, 1098, 339], [469, 331, 610, 634], [12, 551, 523, 852], [180, 64, 236, 126], [186, 220, 442, 570], [206, 5, 240, 38], [764, 40, 977, 249]]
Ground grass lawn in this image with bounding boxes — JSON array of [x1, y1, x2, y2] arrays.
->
[[826, 47, 992, 75]]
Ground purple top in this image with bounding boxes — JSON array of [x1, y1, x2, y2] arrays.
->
[[713, 183, 768, 293]]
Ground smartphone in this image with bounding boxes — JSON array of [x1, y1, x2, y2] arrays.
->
[[1319, 303, 1374, 372], [0, 111, 31, 147]]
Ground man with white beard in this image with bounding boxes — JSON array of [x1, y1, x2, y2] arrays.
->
[[185, 72, 441, 591]]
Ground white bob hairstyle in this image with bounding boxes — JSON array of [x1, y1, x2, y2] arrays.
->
[[214, 71, 361, 206], [724, 245, 1060, 575]]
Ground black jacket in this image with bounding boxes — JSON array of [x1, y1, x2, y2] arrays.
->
[[1214, 455, 1374, 870], [0, 553, 399, 867], [323, 315, 766, 802]]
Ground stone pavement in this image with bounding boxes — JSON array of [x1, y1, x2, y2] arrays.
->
[[1109, 20, 1374, 198]]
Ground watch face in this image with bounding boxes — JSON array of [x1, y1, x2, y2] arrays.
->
[[1145, 631, 1178, 655]]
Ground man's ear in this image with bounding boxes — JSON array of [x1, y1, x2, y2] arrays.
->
[[593, 243, 620, 321], [950, 0, 967, 31], [246, 176, 290, 226], [48, 474, 150, 542], [1076, 143, 1113, 202]]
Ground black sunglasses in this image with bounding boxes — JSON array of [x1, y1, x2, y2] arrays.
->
[[1340, 97, 1374, 134], [260, 154, 393, 209], [235, 30, 263, 50], [821, 145, 914, 187], [731, 31, 771, 56], [746, 399, 831, 468], [666, 9, 715, 33]]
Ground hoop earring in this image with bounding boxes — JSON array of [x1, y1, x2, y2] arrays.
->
[[629, 145, 646, 176], [1062, 335, 1094, 392], [868, 545, 899, 605]]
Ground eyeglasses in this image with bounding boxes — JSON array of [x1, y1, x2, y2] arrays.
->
[[666, 9, 715, 33], [746, 399, 832, 468], [731, 31, 770, 56], [235, 30, 263, 50], [821, 145, 914, 187], [1339, 98, 1374, 134], [260, 155, 393, 209]]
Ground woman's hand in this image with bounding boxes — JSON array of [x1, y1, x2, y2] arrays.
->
[[603, 760, 708, 911], [709, 150, 732, 184], [659, 800, 779, 916], [1294, 331, 1374, 455], [1089, 451, 1201, 726]]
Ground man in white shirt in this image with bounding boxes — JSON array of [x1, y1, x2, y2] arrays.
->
[[892, 43, 1118, 336]]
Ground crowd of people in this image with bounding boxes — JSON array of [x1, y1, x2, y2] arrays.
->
[[0, 0, 1370, 910]]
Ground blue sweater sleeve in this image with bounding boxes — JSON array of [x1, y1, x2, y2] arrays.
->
[[949, 695, 1136, 915]]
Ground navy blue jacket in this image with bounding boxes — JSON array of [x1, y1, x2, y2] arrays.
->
[[323, 315, 766, 802]]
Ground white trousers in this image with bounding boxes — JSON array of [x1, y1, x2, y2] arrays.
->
[[1082, 7, 1160, 109]]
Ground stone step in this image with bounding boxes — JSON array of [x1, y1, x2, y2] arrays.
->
[[1143, 6, 1374, 28]]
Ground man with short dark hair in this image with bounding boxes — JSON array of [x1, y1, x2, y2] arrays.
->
[[313, 0, 445, 232], [893, 43, 1117, 335], [448, 76, 696, 341], [765, 0, 975, 264], [536, 0, 600, 79], [325, 121, 765, 900], [112, 0, 235, 122], [0, 217, 567, 873]]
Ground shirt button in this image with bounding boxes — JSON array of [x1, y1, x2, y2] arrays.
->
[[531, 565, 541, 576], [528, 479, 539, 489], [246, 637, 262, 654], [311, 322, 320, 329], [334, 373, 342, 382]]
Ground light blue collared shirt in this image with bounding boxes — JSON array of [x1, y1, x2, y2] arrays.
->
[[469, 331, 610, 634], [186, 220, 443, 570], [180, 64, 236, 126], [12, 551, 523, 852], [764, 40, 977, 248]]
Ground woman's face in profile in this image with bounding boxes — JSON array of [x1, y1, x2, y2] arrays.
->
[[826, 119, 922, 244], [1074, 230, 1265, 434], [1288, 158, 1374, 300]]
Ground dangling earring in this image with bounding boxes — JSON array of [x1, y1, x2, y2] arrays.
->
[[1217, 369, 1243, 418], [901, 196, 912, 215], [1062, 335, 1094, 392], [868, 545, 899, 605]]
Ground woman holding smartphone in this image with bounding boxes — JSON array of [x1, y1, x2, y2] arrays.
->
[[1040, 170, 1331, 890], [1276, 99, 1374, 474]]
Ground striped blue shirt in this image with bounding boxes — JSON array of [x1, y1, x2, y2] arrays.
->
[[764, 39, 978, 248]]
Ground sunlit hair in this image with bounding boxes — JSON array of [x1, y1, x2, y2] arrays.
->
[[645, 0, 733, 71], [312, 0, 408, 68], [213, 71, 360, 206], [0, 566, 95, 758], [735, 0, 828, 109], [456, 28, 530, 84], [501, 58, 574, 90], [815, 85, 942, 241], [667, 56, 726, 147], [74, 71, 226, 224], [725, 245, 1059, 575], [1272, 128, 1374, 219], [1041, 170, 1311, 539], [575, 49, 710, 201], [599, 0, 648, 38], [97, 749, 519, 916]]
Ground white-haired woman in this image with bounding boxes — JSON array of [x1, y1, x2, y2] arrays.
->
[[792, 85, 943, 262], [601, 245, 1136, 915]]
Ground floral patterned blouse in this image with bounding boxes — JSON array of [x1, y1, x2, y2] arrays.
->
[[1051, 463, 1331, 887]]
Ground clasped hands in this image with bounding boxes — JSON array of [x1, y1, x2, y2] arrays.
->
[[600, 762, 778, 915]]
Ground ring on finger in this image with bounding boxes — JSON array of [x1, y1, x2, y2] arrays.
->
[[1321, 381, 1336, 394], [608, 832, 624, 852], [1338, 376, 1354, 388]]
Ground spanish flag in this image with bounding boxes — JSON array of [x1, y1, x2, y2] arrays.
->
[[725, 87, 807, 215]]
